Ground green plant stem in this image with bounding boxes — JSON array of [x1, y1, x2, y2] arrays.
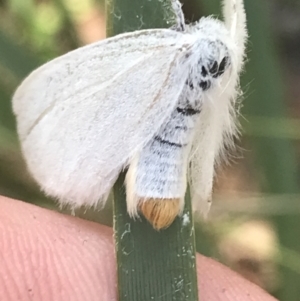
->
[[108, 0, 199, 300], [113, 174, 198, 301]]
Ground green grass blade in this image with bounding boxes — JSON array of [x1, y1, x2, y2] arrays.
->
[[108, 0, 199, 300], [114, 175, 198, 301]]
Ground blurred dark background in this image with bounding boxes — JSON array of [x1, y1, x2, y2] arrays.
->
[[1, 0, 300, 300]]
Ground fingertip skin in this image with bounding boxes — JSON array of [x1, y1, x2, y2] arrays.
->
[[0, 197, 277, 301], [197, 256, 278, 301], [0, 197, 117, 301]]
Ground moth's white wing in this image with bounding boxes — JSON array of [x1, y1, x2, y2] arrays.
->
[[13, 29, 193, 208]]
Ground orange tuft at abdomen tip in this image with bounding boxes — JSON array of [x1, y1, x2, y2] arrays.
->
[[138, 198, 181, 230]]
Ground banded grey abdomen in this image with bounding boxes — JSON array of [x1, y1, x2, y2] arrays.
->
[[132, 98, 200, 202]]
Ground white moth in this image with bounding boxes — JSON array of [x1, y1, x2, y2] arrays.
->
[[13, 0, 247, 229]]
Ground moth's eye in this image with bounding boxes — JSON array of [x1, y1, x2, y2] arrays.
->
[[213, 56, 229, 78]]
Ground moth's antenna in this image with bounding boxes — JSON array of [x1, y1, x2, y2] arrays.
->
[[171, 0, 186, 32], [223, 0, 247, 70]]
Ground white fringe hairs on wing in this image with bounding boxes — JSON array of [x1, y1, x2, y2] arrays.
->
[[13, 0, 247, 229]]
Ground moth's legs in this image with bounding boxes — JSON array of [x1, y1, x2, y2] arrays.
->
[[171, 0, 186, 32]]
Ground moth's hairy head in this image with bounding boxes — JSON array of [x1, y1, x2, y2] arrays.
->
[[188, 17, 229, 39]]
